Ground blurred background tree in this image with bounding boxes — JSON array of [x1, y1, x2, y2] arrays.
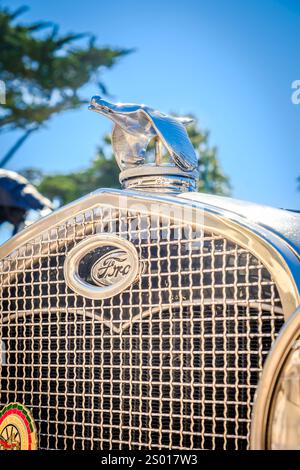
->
[[187, 119, 231, 195], [22, 143, 120, 206], [21, 118, 231, 206], [1, 4, 231, 211], [0, 5, 129, 166]]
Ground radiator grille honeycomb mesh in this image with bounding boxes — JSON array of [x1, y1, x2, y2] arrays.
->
[[0, 205, 284, 449]]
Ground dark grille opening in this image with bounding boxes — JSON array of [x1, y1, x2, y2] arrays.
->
[[0, 303, 283, 450]]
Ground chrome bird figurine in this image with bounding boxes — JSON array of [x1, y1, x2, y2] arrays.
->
[[89, 96, 198, 172]]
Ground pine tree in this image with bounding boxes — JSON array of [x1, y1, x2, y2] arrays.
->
[[0, 5, 129, 166]]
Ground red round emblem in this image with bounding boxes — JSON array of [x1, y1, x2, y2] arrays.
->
[[0, 403, 38, 450]]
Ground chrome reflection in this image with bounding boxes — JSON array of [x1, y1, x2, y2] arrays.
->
[[271, 339, 300, 449]]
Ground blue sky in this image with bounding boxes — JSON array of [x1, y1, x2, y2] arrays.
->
[[2, 0, 300, 209]]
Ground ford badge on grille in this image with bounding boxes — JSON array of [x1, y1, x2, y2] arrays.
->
[[64, 234, 140, 300]]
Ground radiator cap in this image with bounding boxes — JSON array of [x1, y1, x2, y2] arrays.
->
[[89, 96, 199, 193]]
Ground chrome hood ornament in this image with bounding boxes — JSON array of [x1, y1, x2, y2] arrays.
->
[[89, 96, 199, 193]]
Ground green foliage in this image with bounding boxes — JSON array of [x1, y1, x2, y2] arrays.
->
[[0, 5, 129, 133], [197, 145, 231, 195], [183, 119, 231, 195], [22, 117, 231, 206], [22, 146, 120, 206]]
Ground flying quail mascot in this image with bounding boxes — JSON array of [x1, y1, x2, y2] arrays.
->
[[89, 96, 198, 172]]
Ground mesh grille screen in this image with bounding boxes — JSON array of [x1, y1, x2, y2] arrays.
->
[[0, 206, 284, 449]]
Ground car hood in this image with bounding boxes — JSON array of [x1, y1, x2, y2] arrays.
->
[[180, 192, 300, 257]]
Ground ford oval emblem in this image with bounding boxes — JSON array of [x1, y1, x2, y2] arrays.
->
[[64, 235, 140, 299], [90, 249, 131, 287]]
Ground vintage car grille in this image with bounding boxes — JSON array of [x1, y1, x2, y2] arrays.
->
[[0, 205, 284, 450]]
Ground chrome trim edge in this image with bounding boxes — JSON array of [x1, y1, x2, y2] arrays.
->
[[250, 306, 300, 449]]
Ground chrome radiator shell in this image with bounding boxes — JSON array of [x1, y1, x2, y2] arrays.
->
[[0, 190, 299, 450]]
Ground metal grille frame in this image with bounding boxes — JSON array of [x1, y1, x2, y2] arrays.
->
[[0, 190, 299, 450]]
